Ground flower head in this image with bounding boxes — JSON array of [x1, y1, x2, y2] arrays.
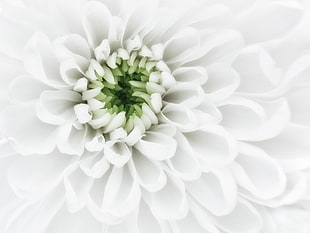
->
[[0, 0, 310, 232]]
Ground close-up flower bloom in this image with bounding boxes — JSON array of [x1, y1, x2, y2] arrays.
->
[[0, 0, 310, 232]]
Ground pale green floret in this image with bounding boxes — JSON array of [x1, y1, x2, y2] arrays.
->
[[89, 56, 160, 120]]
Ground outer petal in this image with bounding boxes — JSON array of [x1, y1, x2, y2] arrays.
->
[[237, 1, 303, 43], [7, 151, 76, 200], [1, 104, 58, 155], [219, 97, 290, 141], [212, 199, 262, 233], [232, 142, 286, 199], [186, 170, 237, 216], [150, 172, 188, 220], [184, 126, 237, 170]]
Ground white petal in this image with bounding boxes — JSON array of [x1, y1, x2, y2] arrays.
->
[[232, 46, 282, 95], [105, 141, 131, 167], [212, 199, 262, 233], [163, 83, 204, 108], [46, 206, 102, 233], [81, 1, 112, 49], [57, 124, 88, 156], [187, 170, 237, 216], [232, 142, 286, 199], [219, 97, 290, 141], [237, 1, 303, 43], [202, 63, 240, 102], [255, 124, 310, 172], [129, 148, 167, 192], [168, 132, 201, 181], [103, 112, 126, 133], [172, 66, 208, 85], [36, 90, 81, 125], [134, 131, 177, 161], [8, 151, 75, 200], [74, 104, 92, 124], [184, 126, 237, 170], [54, 34, 91, 61], [163, 27, 200, 64], [80, 152, 110, 179], [85, 134, 105, 152], [160, 103, 198, 132], [287, 87, 310, 126], [137, 200, 164, 233], [60, 59, 88, 86], [23, 32, 66, 87], [9, 75, 52, 103], [64, 166, 94, 212], [150, 172, 188, 220], [103, 166, 141, 217], [1, 104, 57, 155]]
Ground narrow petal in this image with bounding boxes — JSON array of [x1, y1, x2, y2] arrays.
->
[[212, 199, 262, 233], [1, 104, 57, 155], [81, 1, 113, 49], [150, 172, 188, 220], [36, 90, 81, 125], [129, 148, 167, 192], [104, 141, 131, 167], [134, 131, 177, 161], [168, 132, 201, 181], [219, 97, 290, 141], [8, 151, 75, 200], [64, 166, 94, 212], [187, 170, 237, 216], [237, 1, 303, 43], [184, 126, 237, 171], [232, 142, 286, 199], [9, 75, 52, 103]]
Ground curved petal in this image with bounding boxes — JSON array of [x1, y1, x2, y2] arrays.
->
[[103, 166, 141, 217], [23, 32, 66, 88], [160, 103, 199, 132], [287, 87, 310, 126], [1, 104, 57, 155], [233, 46, 282, 95], [255, 124, 310, 172], [8, 151, 75, 200], [187, 170, 237, 216], [219, 97, 290, 141], [36, 90, 81, 125], [203, 63, 240, 102], [237, 1, 303, 43], [129, 148, 167, 192], [81, 1, 113, 49], [212, 199, 262, 233], [172, 66, 208, 85], [46, 206, 102, 233], [80, 151, 110, 179], [167, 132, 201, 181], [104, 141, 132, 167], [163, 27, 200, 64], [232, 142, 286, 199], [184, 126, 237, 171], [64, 166, 94, 212], [57, 124, 88, 156], [54, 34, 91, 61], [150, 172, 188, 220], [8, 75, 52, 103], [163, 83, 204, 108], [134, 131, 177, 161]]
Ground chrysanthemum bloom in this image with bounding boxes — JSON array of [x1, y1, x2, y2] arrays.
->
[[0, 0, 310, 232]]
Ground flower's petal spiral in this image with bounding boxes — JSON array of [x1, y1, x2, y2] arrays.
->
[[0, 0, 310, 232]]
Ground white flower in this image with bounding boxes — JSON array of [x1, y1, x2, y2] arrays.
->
[[0, 0, 310, 232]]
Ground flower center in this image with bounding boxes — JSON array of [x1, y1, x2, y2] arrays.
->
[[74, 43, 174, 139]]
